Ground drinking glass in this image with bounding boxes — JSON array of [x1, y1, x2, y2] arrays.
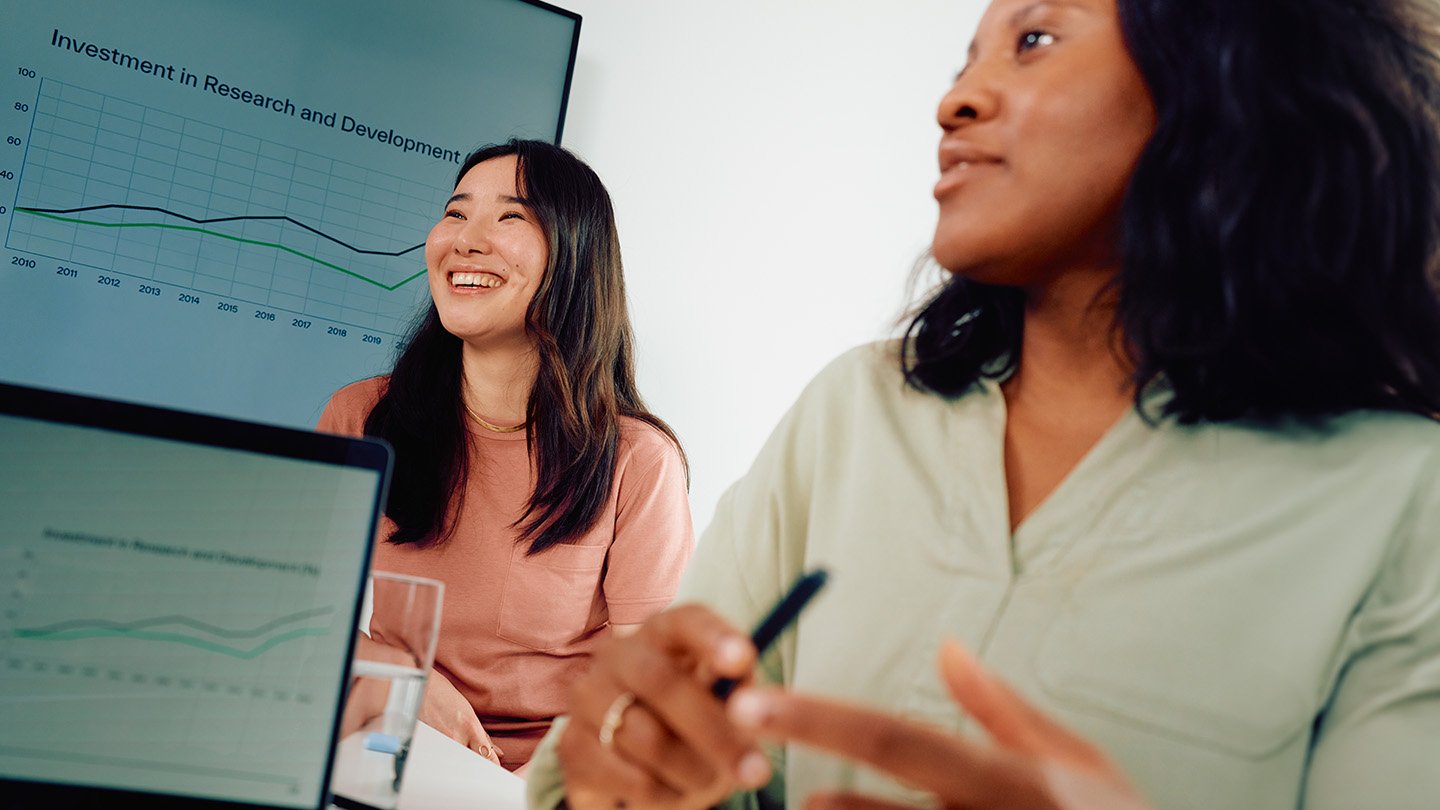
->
[[330, 572, 443, 809]]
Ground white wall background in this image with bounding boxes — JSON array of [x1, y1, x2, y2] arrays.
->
[[556, 1, 987, 532]]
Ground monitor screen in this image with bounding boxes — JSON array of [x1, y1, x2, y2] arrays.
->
[[0, 0, 579, 428], [0, 410, 384, 808]]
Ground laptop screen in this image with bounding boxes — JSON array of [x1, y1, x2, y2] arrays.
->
[[0, 394, 387, 809]]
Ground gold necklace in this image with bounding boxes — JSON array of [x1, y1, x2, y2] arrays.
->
[[464, 402, 526, 434]]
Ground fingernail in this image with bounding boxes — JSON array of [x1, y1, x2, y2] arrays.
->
[[715, 636, 750, 668], [727, 688, 772, 729], [737, 750, 771, 788]]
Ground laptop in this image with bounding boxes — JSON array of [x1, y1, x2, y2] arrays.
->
[[0, 382, 390, 810]]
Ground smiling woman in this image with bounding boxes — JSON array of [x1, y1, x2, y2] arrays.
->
[[524, 0, 1440, 807], [425, 155, 549, 350], [316, 140, 694, 772]]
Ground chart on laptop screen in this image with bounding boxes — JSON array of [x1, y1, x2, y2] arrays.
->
[[0, 415, 379, 808]]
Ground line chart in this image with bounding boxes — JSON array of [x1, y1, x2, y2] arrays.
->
[[15, 204, 426, 257], [15, 605, 335, 639], [0, 539, 343, 712], [13, 626, 330, 660], [15, 207, 426, 291], [4, 78, 439, 335], [10, 605, 337, 659]]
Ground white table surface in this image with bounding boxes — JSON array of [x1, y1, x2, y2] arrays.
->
[[330, 722, 526, 810]]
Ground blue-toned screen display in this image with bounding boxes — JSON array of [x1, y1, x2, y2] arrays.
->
[[0, 0, 577, 427]]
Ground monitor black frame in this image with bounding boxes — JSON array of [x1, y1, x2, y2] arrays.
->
[[518, 0, 583, 145]]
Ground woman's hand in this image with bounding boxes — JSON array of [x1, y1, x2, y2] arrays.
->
[[345, 636, 502, 765], [557, 604, 775, 810], [726, 640, 1151, 810], [420, 668, 503, 765]]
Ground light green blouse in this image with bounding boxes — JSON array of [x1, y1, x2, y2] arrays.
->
[[529, 342, 1440, 809]]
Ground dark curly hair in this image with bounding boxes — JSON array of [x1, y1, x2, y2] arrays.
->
[[365, 140, 684, 553], [903, 0, 1440, 424]]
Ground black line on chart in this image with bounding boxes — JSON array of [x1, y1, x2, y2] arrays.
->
[[15, 204, 424, 257]]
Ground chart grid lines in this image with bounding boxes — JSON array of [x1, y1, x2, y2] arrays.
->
[[15, 210, 426, 291], [7, 78, 439, 336], [7, 78, 44, 237], [12, 204, 427, 256]]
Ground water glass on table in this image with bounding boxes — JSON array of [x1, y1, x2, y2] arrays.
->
[[330, 572, 443, 810]]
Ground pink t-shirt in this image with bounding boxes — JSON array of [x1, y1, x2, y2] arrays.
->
[[318, 377, 693, 768]]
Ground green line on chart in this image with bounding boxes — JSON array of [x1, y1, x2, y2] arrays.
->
[[13, 625, 330, 660], [14, 208, 427, 291]]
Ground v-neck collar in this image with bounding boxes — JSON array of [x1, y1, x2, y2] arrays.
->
[[972, 376, 1167, 575]]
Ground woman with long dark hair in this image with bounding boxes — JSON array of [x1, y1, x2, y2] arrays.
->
[[527, 0, 1440, 806], [319, 140, 692, 771]]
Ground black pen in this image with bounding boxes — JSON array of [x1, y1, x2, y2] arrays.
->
[[712, 568, 829, 699]]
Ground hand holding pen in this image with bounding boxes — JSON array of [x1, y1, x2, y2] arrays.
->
[[557, 570, 829, 810]]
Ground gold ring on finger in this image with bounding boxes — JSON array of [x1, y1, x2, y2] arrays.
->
[[597, 691, 637, 750]]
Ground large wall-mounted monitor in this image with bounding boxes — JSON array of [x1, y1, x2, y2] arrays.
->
[[0, 0, 580, 427]]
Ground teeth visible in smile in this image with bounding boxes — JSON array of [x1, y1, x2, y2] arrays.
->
[[957, 161, 970, 169], [451, 272, 503, 288]]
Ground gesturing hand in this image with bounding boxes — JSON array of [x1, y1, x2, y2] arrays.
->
[[726, 640, 1151, 810]]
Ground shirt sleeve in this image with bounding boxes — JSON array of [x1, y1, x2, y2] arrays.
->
[[526, 351, 865, 810], [1302, 462, 1440, 809], [314, 377, 382, 437], [602, 430, 696, 625], [315, 396, 345, 434], [672, 351, 844, 685], [524, 466, 793, 810], [524, 715, 570, 810], [686, 482, 792, 810]]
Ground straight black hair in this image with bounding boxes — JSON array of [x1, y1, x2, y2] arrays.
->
[[364, 139, 684, 553]]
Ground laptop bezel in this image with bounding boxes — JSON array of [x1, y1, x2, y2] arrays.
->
[[0, 382, 391, 810]]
